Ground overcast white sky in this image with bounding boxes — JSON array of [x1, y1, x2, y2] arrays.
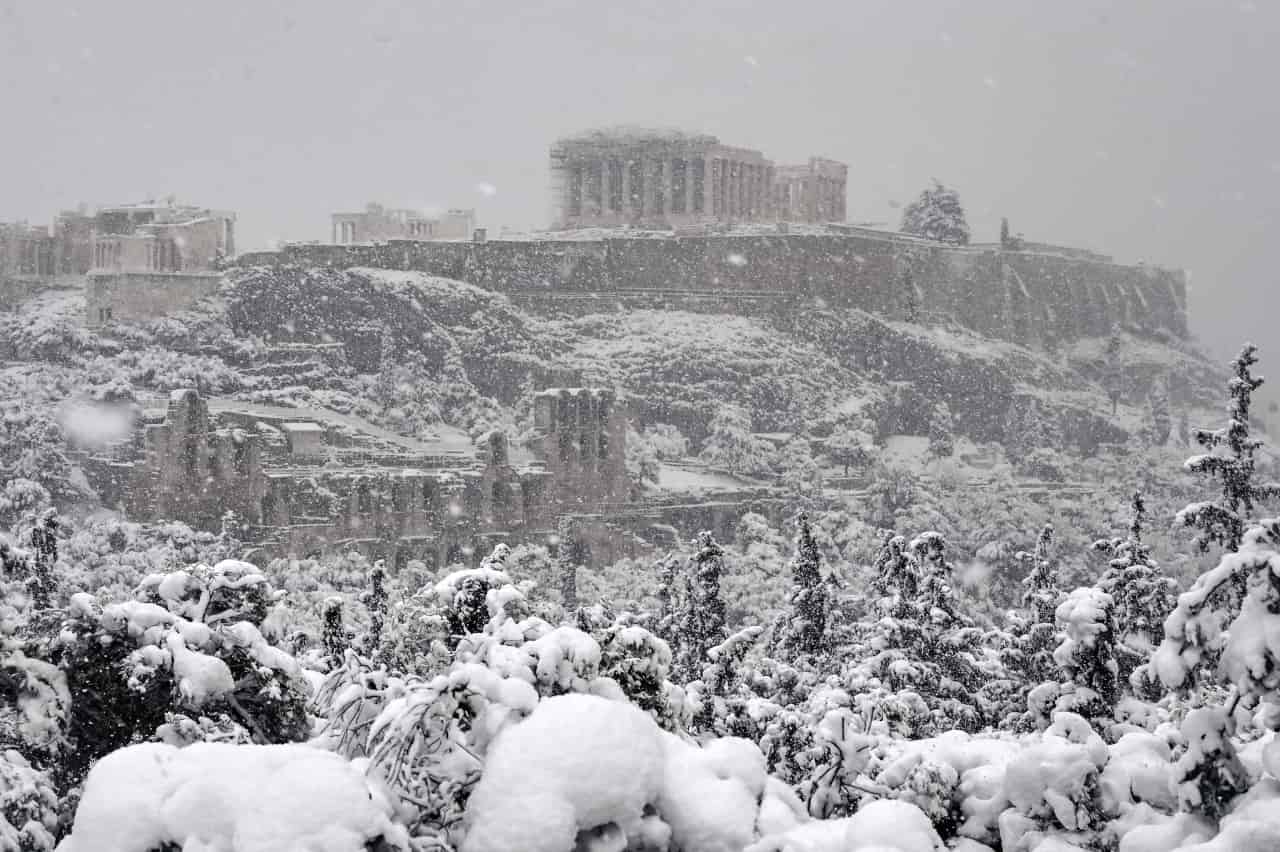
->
[[2, 0, 1276, 364]]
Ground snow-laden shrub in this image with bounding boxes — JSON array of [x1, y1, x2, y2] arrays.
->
[[57, 741, 409, 852], [56, 560, 310, 786], [0, 749, 59, 851]]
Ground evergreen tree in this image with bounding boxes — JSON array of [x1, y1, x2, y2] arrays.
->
[[900, 180, 971, 245], [653, 553, 681, 644], [556, 516, 579, 613], [1021, 524, 1061, 628], [1178, 343, 1280, 553], [1052, 586, 1119, 719], [1178, 409, 1191, 447], [1149, 382, 1172, 446], [673, 532, 728, 682], [775, 514, 829, 659], [26, 510, 59, 610], [321, 597, 349, 668], [871, 529, 918, 602], [359, 560, 389, 656], [928, 402, 955, 458], [1093, 492, 1177, 656], [1000, 217, 1010, 247]]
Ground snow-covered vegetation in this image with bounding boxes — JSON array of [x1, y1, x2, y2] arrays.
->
[[3, 264, 1280, 850]]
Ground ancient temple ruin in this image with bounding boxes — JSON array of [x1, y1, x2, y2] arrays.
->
[[78, 387, 634, 569]]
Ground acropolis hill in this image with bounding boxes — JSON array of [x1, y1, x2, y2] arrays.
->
[[238, 225, 1187, 352]]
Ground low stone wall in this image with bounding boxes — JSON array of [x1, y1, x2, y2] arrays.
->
[[238, 232, 1187, 348]]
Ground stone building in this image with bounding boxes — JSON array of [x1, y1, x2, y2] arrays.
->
[[85, 200, 236, 327], [774, 158, 848, 224], [0, 222, 56, 278], [549, 127, 848, 230], [550, 128, 777, 230], [331, 203, 475, 244], [78, 386, 634, 570]]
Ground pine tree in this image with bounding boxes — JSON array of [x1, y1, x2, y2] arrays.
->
[[1178, 410, 1191, 447], [900, 180, 971, 245], [776, 513, 829, 659], [653, 553, 680, 644], [556, 516, 579, 613], [1177, 343, 1280, 553], [26, 510, 59, 610], [871, 530, 918, 602], [1094, 493, 1176, 655], [1053, 586, 1119, 718], [928, 402, 954, 458], [673, 532, 728, 682], [1000, 217, 1010, 247], [321, 597, 349, 668], [1020, 524, 1061, 628], [359, 560, 388, 656]]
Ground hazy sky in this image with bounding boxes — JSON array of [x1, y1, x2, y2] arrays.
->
[[2, 0, 1276, 364]]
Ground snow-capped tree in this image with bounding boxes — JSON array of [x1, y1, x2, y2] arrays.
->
[[321, 597, 350, 668], [1053, 586, 1119, 720], [825, 422, 874, 477], [1178, 344, 1280, 553], [672, 532, 728, 683], [900, 180, 971, 245], [927, 402, 954, 459], [359, 560, 388, 656], [699, 404, 773, 477], [777, 436, 824, 500], [55, 560, 311, 789], [1093, 492, 1177, 662], [773, 513, 830, 660], [1010, 523, 1064, 689]]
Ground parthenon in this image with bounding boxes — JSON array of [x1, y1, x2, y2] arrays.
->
[[549, 127, 846, 230]]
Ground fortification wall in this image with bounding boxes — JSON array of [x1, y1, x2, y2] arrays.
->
[[240, 233, 1187, 348]]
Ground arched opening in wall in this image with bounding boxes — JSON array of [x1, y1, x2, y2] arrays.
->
[[445, 543, 465, 567], [421, 478, 436, 511], [261, 491, 275, 524], [356, 481, 373, 515]]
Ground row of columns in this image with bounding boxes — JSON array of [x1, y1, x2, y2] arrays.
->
[[565, 155, 774, 222]]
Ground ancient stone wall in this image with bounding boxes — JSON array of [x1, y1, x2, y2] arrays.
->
[[85, 271, 222, 327], [242, 231, 1187, 348]]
